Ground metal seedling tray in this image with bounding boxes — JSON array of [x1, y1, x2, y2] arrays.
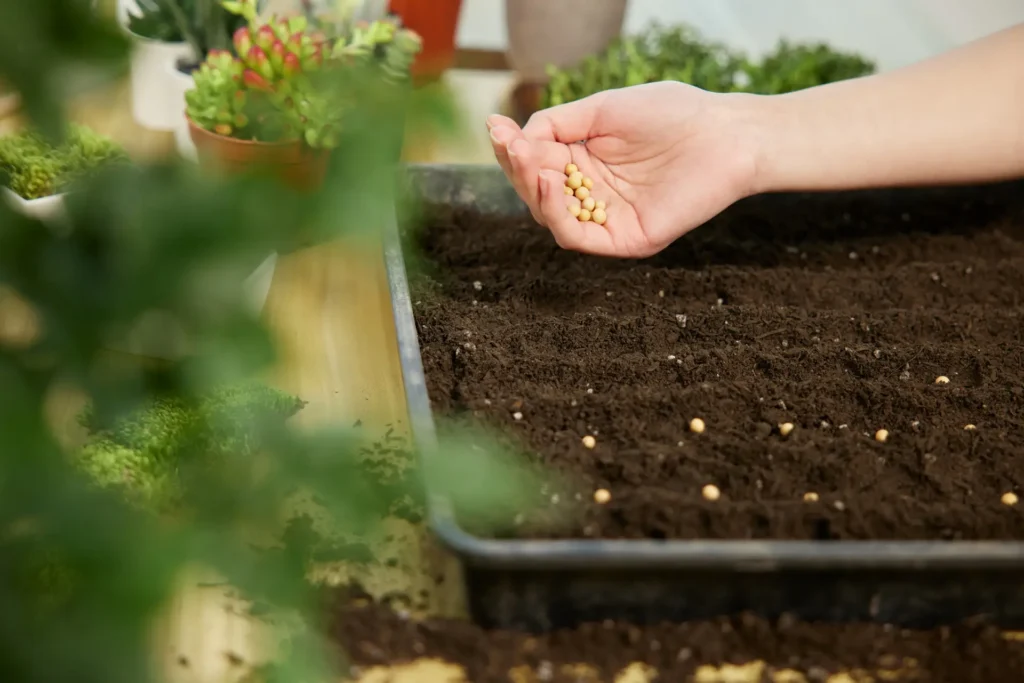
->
[[384, 163, 1024, 632]]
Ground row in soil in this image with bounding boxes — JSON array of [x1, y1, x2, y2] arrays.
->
[[412, 183, 1024, 541]]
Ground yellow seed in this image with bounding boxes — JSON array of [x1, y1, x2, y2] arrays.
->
[[592, 207, 607, 225], [578, 208, 592, 222], [803, 492, 819, 502], [566, 172, 583, 190], [568, 204, 581, 218], [1002, 492, 1019, 506], [596, 200, 606, 210], [582, 197, 596, 211], [565, 163, 578, 175], [689, 417, 705, 434], [563, 185, 574, 196], [702, 484, 721, 501], [935, 375, 950, 385], [594, 488, 611, 504], [574, 186, 590, 201], [779, 422, 794, 437], [582, 176, 594, 190], [582, 435, 596, 449], [875, 429, 889, 443], [964, 424, 977, 430]]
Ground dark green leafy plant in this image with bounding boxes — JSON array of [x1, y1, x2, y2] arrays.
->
[[126, 0, 255, 63], [0, 124, 128, 199], [542, 23, 876, 107]]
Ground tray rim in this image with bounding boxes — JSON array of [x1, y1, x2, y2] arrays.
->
[[384, 161, 1024, 573]]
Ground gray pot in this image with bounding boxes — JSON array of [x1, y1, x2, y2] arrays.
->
[[505, 0, 628, 83]]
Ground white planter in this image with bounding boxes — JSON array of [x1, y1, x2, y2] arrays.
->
[[167, 61, 198, 161], [2, 187, 67, 223], [129, 36, 194, 131]]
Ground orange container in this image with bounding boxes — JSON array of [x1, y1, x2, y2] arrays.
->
[[388, 0, 463, 81]]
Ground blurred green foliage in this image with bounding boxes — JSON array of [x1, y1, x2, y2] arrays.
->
[[543, 23, 876, 107], [0, 124, 128, 199], [0, 2, 544, 683], [126, 0, 254, 58]]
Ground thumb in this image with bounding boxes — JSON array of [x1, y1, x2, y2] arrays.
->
[[522, 91, 608, 144]]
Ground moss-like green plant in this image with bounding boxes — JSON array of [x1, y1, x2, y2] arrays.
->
[[77, 383, 307, 513], [0, 124, 128, 199], [542, 23, 876, 107]]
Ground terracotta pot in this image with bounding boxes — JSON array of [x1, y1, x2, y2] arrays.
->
[[388, 0, 463, 82], [186, 116, 329, 192]]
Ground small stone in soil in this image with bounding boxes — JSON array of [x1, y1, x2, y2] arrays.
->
[[472, 280, 482, 291], [834, 500, 846, 511]]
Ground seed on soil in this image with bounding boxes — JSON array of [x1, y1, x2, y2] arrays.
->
[[803, 492, 819, 502], [582, 197, 596, 211], [566, 172, 583, 190], [575, 186, 590, 201], [593, 488, 611, 504], [578, 208, 592, 222], [935, 375, 950, 385], [592, 207, 607, 225], [689, 417, 706, 434], [702, 484, 721, 501], [875, 429, 889, 443], [582, 176, 594, 190], [779, 422, 794, 437], [568, 203, 581, 217], [565, 163, 578, 175], [563, 185, 574, 196], [1002, 492, 1019, 506], [964, 424, 977, 430], [582, 435, 596, 449]]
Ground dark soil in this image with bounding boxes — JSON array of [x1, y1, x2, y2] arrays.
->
[[327, 589, 1024, 682], [413, 182, 1024, 541]]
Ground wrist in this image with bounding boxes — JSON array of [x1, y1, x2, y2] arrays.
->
[[711, 91, 787, 199]]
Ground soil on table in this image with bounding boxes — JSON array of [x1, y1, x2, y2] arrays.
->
[[327, 587, 1024, 682], [413, 182, 1024, 541]]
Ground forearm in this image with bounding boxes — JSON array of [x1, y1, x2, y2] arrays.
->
[[749, 23, 1024, 193]]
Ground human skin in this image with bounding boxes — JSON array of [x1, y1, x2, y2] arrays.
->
[[487, 22, 1024, 258]]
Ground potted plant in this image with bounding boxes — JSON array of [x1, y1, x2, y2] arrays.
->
[[120, 0, 255, 134], [0, 124, 128, 221], [504, 0, 628, 124], [387, 0, 463, 83], [184, 0, 422, 191]]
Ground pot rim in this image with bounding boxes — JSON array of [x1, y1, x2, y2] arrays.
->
[[185, 114, 304, 149]]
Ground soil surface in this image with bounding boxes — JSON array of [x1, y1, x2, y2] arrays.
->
[[327, 588, 1024, 682], [413, 182, 1024, 541]]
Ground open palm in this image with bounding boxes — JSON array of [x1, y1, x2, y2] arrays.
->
[[488, 81, 759, 258]]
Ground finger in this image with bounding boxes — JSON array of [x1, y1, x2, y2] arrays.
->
[[538, 170, 617, 256], [508, 138, 573, 221], [522, 91, 608, 144], [488, 124, 519, 186], [486, 114, 520, 132]]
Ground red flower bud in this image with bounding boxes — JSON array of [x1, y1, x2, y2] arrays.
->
[[286, 33, 303, 56], [255, 24, 277, 51], [246, 46, 274, 79], [270, 40, 286, 73], [242, 69, 273, 92], [282, 51, 301, 77], [233, 27, 252, 56]]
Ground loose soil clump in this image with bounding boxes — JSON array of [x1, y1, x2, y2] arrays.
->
[[413, 183, 1024, 541]]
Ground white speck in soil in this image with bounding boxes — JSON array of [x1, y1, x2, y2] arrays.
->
[[472, 281, 482, 291], [676, 314, 687, 327], [873, 349, 882, 358], [677, 647, 692, 662], [834, 500, 846, 511], [781, 340, 788, 347], [658, 290, 665, 297], [677, 441, 684, 447], [586, 388, 594, 394], [550, 494, 560, 504], [537, 661, 553, 681], [872, 245, 880, 254], [899, 370, 911, 381], [820, 421, 830, 429], [911, 420, 920, 429], [512, 411, 523, 421], [930, 272, 940, 282], [716, 298, 724, 306], [606, 291, 613, 297], [966, 266, 973, 274], [849, 251, 858, 260], [839, 424, 848, 429], [472, 300, 478, 306], [667, 354, 676, 360], [786, 246, 799, 254], [483, 399, 491, 405], [755, 479, 763, 490], [463, 342, 476, 351], [570, 399, 577, 406]]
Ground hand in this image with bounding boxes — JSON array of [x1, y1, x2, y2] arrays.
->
[[487, 81, 763, 258]]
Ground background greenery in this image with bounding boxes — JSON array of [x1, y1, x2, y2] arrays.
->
[[0, 2, 542, 683]]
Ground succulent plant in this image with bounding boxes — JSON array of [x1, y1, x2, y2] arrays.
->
[[185, 0, 422, 149]]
